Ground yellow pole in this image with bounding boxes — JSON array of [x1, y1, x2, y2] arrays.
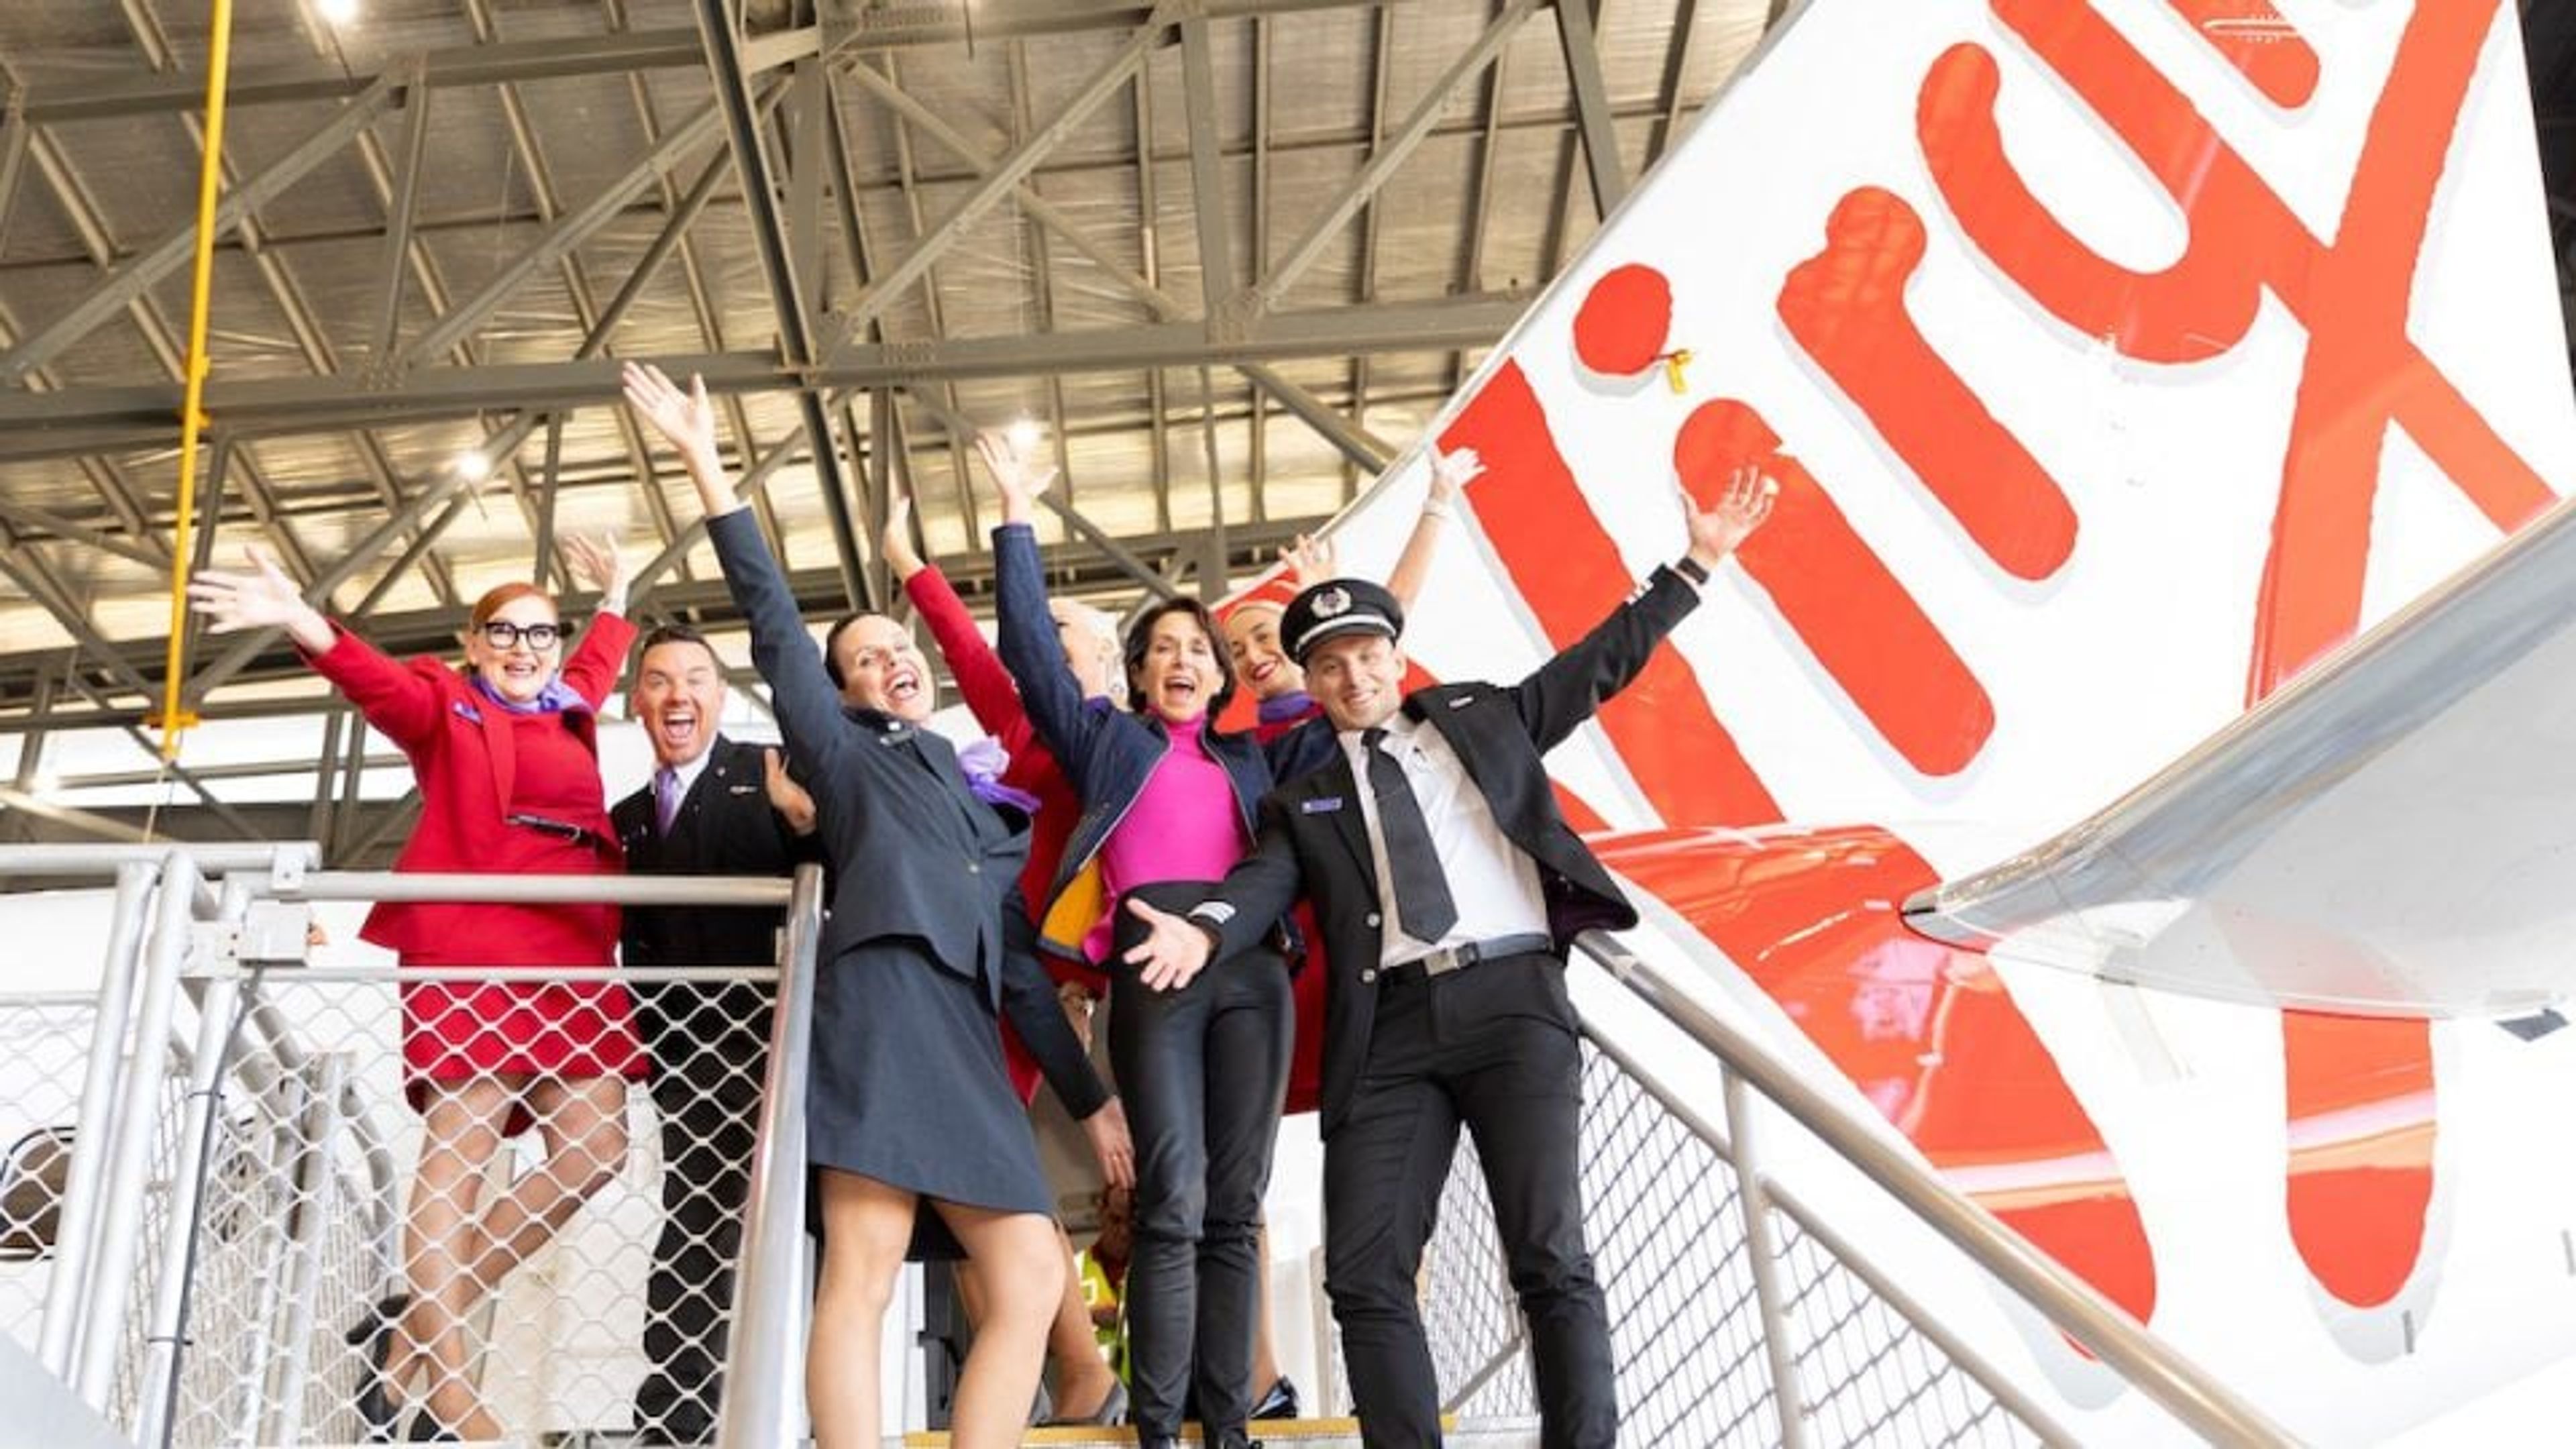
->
[[157, 0, 235, 760]]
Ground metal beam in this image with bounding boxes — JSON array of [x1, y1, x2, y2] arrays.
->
[[0, 296, 1528, 450], [1646, 0, 1704, 168], [367, 56, 434, 369], [1552, 0, 1629, 217], [824, 14, 1164, 353], [15, 28, 710, 124], [835, 48, 1395, 472], [693, 0, 868, 610], [1178, 17, 1240, 308], [0, 786, 156, 845], [0, 496, 168, 568], [1252, 0, 1542, 310], [390, 95, 735, 372], [0, 85, 30, 263], [0, 74, 404, 383]]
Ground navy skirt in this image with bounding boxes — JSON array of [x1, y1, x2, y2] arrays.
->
[[806, 938, 1051, 1260]]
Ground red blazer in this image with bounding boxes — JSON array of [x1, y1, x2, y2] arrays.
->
[[307, 612, 637, 965]]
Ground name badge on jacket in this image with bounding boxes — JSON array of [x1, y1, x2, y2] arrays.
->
[[1301, 797, 1344, 814]]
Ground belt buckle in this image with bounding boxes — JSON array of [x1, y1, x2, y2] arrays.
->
[[1421, 943, 1467, 977]]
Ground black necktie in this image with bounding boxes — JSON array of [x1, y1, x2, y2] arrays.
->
[[1362, 727, 1458, 944]]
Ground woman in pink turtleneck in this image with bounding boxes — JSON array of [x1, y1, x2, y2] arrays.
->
[[983, 431, 1288, 1449]]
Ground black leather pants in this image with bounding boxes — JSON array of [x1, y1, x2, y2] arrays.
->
[[1107, 922, 1293, 1440]]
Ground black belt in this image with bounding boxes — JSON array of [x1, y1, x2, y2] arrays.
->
[[505, 812, 610, 851], [1379, 932, 1555, 984]]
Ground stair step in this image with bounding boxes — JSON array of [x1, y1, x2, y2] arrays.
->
[[904, 1415, 1542, 1448]]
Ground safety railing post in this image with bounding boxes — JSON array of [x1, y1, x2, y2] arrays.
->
[[1580, 933, 2297, 1445], [262, 1052, 348, 1448], [717, 863, 824, 1449], [40, 858, 160, 1378], [1721, 1066, 1813, 1449], [136, 963, 244, 1449], [74, 849, 202, 1413]]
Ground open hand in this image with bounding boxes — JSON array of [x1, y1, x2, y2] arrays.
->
[[560, 532, 626, 602], [187, 547, 331, 651], [1121, 896, 1213, 991], [1429, 445, 1483, 501], [763, 747, 818, 836], [1683, 464, 1778, 571], [973, 429, 1058, 524], [622, 362, 720, 472], [1281, 532, 1336, 586]]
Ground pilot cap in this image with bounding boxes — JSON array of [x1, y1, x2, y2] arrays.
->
[[1281, 578, 1404, 663]]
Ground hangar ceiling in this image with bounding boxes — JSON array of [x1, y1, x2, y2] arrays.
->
[[0, 0, 2567, 859]]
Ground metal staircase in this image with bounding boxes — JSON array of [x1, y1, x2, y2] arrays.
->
[[0, 843, 2286, 1446]]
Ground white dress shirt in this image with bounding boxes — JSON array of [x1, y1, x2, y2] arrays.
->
[[1342, 714, 1550, 967]]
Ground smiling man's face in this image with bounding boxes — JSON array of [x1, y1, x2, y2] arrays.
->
[[633, 638, 727, 767]]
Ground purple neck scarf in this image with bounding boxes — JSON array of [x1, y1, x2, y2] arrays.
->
[[957, 736, 1043, 814], [1257, 689, 1317, 727], [470, 672, 584, 716]]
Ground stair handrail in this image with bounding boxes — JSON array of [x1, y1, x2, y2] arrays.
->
[[1573, 928, 2298, 1446], [717, 861, 825, 1449]]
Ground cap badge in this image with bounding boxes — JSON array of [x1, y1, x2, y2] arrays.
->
[[1313, 586, 1352, 619]]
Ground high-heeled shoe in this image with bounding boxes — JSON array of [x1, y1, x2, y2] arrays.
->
[[1040, 1377, 1128, 1426], [1250, 1374, 1300, 1420], [400, 1403, 461, 1442], [1249, 1374, 1299, 1420], [343, 1294, 411, 1443]]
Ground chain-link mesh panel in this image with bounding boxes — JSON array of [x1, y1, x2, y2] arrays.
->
[[1580, 1049, 1782, 1444], [1375, 1036, 2055, 1447], [1775, 1214, 2039, 1448], [125, 967, 771, 1448], [0, 997, 98, 1357]]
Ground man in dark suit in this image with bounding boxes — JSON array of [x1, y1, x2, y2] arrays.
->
[[1124, 467, 1776, 1448], [614, 623, 817, 1446]]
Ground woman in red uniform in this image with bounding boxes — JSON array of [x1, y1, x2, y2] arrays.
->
[[191, 538, 644, 1442]]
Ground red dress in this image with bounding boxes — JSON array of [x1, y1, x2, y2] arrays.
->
[[908, 566, 1099, 1102], [306, 616, 645, 1128], [1252, 708, 1331, 1118]]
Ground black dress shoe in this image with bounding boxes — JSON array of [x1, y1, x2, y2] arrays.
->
[[344, 1294, 411, 1443], [1250, 1375, 1300, 1419]]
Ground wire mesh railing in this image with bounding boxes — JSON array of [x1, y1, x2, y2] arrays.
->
[[7, 841, 2282, 1447], [0, 845, 816, 1449], [1315, 925, 2299, 1447]]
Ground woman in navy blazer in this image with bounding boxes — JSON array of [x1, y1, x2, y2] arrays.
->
[[192, 537, 643, 1441], [624, 363, 1131, 1449]]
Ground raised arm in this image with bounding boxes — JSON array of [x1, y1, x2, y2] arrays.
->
[[557, 532, 636, 708], [191, 548, 445, 749], [980, 430, 1114, 773], [1382, 445, 1484, 610], [1513, 463, 1776, 752], [888, 490, 1024, 737], [623, 362, 848, 780]]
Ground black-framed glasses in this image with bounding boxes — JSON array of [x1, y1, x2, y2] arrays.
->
[[478, 621, 564, 651]]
